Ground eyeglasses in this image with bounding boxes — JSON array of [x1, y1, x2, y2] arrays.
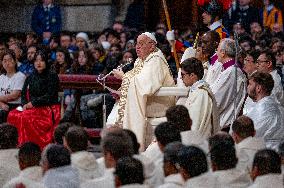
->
[[181, 72, 189, 78], [244, 58, 254, 63], [256, 59, 269, 64]]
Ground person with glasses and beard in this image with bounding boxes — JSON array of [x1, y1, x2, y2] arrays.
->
[[245, 72, 284, 150]]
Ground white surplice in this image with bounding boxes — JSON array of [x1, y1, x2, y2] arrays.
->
[[213, 168, 252, 188], [142, 142, 163, 164], [157, 173, 184, 188], [242, 96, 255, 115], [0, 149, 20, 187], [205, 61, 223, 86], [3, 166, 45, 188], [71, 151, 103, 183], [243, 70, 284, 114], [248, 174, 283, 188], [236, 137, 265, 173], [134, 154, 163, 188], [43, 165, 80, 188], [246, 96, 284, 150], [270, 70, 284, 106], [120, 184, 150, 188], [180, 130, 209, 154], [210, 65, 247, 128], [81, 168, 115, 188], [177, 80, 220, 138], [184, 172, 220, 188]]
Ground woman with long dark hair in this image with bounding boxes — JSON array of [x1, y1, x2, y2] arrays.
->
[[8, 50, 61, 149], [50, 47, 72, 74], [62, 49, 94, 123]]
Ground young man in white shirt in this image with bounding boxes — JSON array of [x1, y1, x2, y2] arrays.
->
[[4, 142, 44, 188], [178, 57, 220, 138], [82, 129, 134, 188], [178, 145, 217, 188], [231, 115, 265, 174], [209, 132, 251, 187], [246, 72, 284, 150], [158, 142, 184, 188], [249, 149, 283, 188], [114, 157, 149, 188]]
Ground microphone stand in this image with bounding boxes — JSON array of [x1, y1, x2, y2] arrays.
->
[[102, 76, 106, 129], [233, 32, 239, 120], [97, 58, 133, 128]]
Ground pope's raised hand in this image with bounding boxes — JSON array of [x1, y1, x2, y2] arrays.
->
[[112, 69, 124, 80]]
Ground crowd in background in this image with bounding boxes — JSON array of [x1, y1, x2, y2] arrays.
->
[[0, 0, 283, 187]]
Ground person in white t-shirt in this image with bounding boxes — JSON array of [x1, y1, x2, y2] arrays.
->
[[0, 50, 26, 123]]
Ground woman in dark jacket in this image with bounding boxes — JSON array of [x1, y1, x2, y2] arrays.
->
[[8, 50, 61, 149]]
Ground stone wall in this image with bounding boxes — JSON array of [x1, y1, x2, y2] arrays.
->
[[0, 0, 114, 33]]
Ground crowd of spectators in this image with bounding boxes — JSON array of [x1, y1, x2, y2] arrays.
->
[[0, 0, 283, 187]]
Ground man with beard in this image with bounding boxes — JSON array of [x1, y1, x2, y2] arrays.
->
[[246, 72, 284, 150], [18, 45, 37, 76]]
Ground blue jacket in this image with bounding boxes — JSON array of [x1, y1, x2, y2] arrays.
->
[[31, 4, 62, 36], [18, 60, 35, 76]]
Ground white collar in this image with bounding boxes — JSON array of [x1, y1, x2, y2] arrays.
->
[[20, 166, 43, 181], [105, 167, 115, 174], [239, 5, 249, 11], [190, 80, 206, 92], [209, 20, 222, 31], [266, 4, 274, 12], [164, 173, 184, 186], [237, 136, 265, 150], [254, 173, 282, 184], [43, 4, 53, 9], [256, 96, 273, 105]]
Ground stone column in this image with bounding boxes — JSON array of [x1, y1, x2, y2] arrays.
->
[[113, 0, 134, 22]]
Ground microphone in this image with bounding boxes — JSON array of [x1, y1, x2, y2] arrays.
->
[[97, 58, 133, 81]]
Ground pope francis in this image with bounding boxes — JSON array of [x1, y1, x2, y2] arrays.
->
[[107, 32, 175, 150]]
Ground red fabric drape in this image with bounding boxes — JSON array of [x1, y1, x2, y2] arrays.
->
[[7, 105, 61, 150]]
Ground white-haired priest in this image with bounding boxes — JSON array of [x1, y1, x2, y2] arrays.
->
[[107, 32, 175, 150]]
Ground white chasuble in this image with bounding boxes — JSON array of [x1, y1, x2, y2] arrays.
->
[[117, 49, 175, 149]]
